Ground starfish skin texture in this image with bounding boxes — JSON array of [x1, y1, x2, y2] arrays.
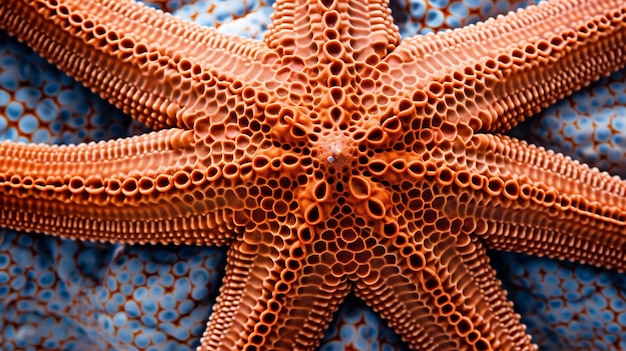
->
[[2, 0, 626, 350]]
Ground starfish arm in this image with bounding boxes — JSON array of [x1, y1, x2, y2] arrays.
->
[[385, 0, 626, 133], [453, 133, 626, 271], [264, 0, 401, 67], [354, 229, 535, 350], [0, 129, 239, 245], [0, 0, 279, 130], [201, 232, 350, 351]]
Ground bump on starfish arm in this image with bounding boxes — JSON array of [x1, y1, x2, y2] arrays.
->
[[201, 230, 350, 351], [0, 129, 239, 246], [0, 0, 279, 130], [134, 0, 177, 13], [264, 0, 400, 66], [385, 0, 626, 133], [453, 133, 626, 271]]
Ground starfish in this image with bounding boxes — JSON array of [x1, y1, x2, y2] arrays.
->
[[2, 0, 626, 349]]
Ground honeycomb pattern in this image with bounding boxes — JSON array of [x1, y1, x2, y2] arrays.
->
[[1, 0, 626, 350], [526, 69, 626, 178], [0, 33, 135, 144]]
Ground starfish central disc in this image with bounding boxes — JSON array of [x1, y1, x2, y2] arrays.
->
[[317, 131, 355, 164]]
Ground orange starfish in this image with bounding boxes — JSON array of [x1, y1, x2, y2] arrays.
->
[[2, 0, 626, 349]]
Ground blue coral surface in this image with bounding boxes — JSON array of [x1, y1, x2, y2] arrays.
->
[[1, 0, 626, 350]]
